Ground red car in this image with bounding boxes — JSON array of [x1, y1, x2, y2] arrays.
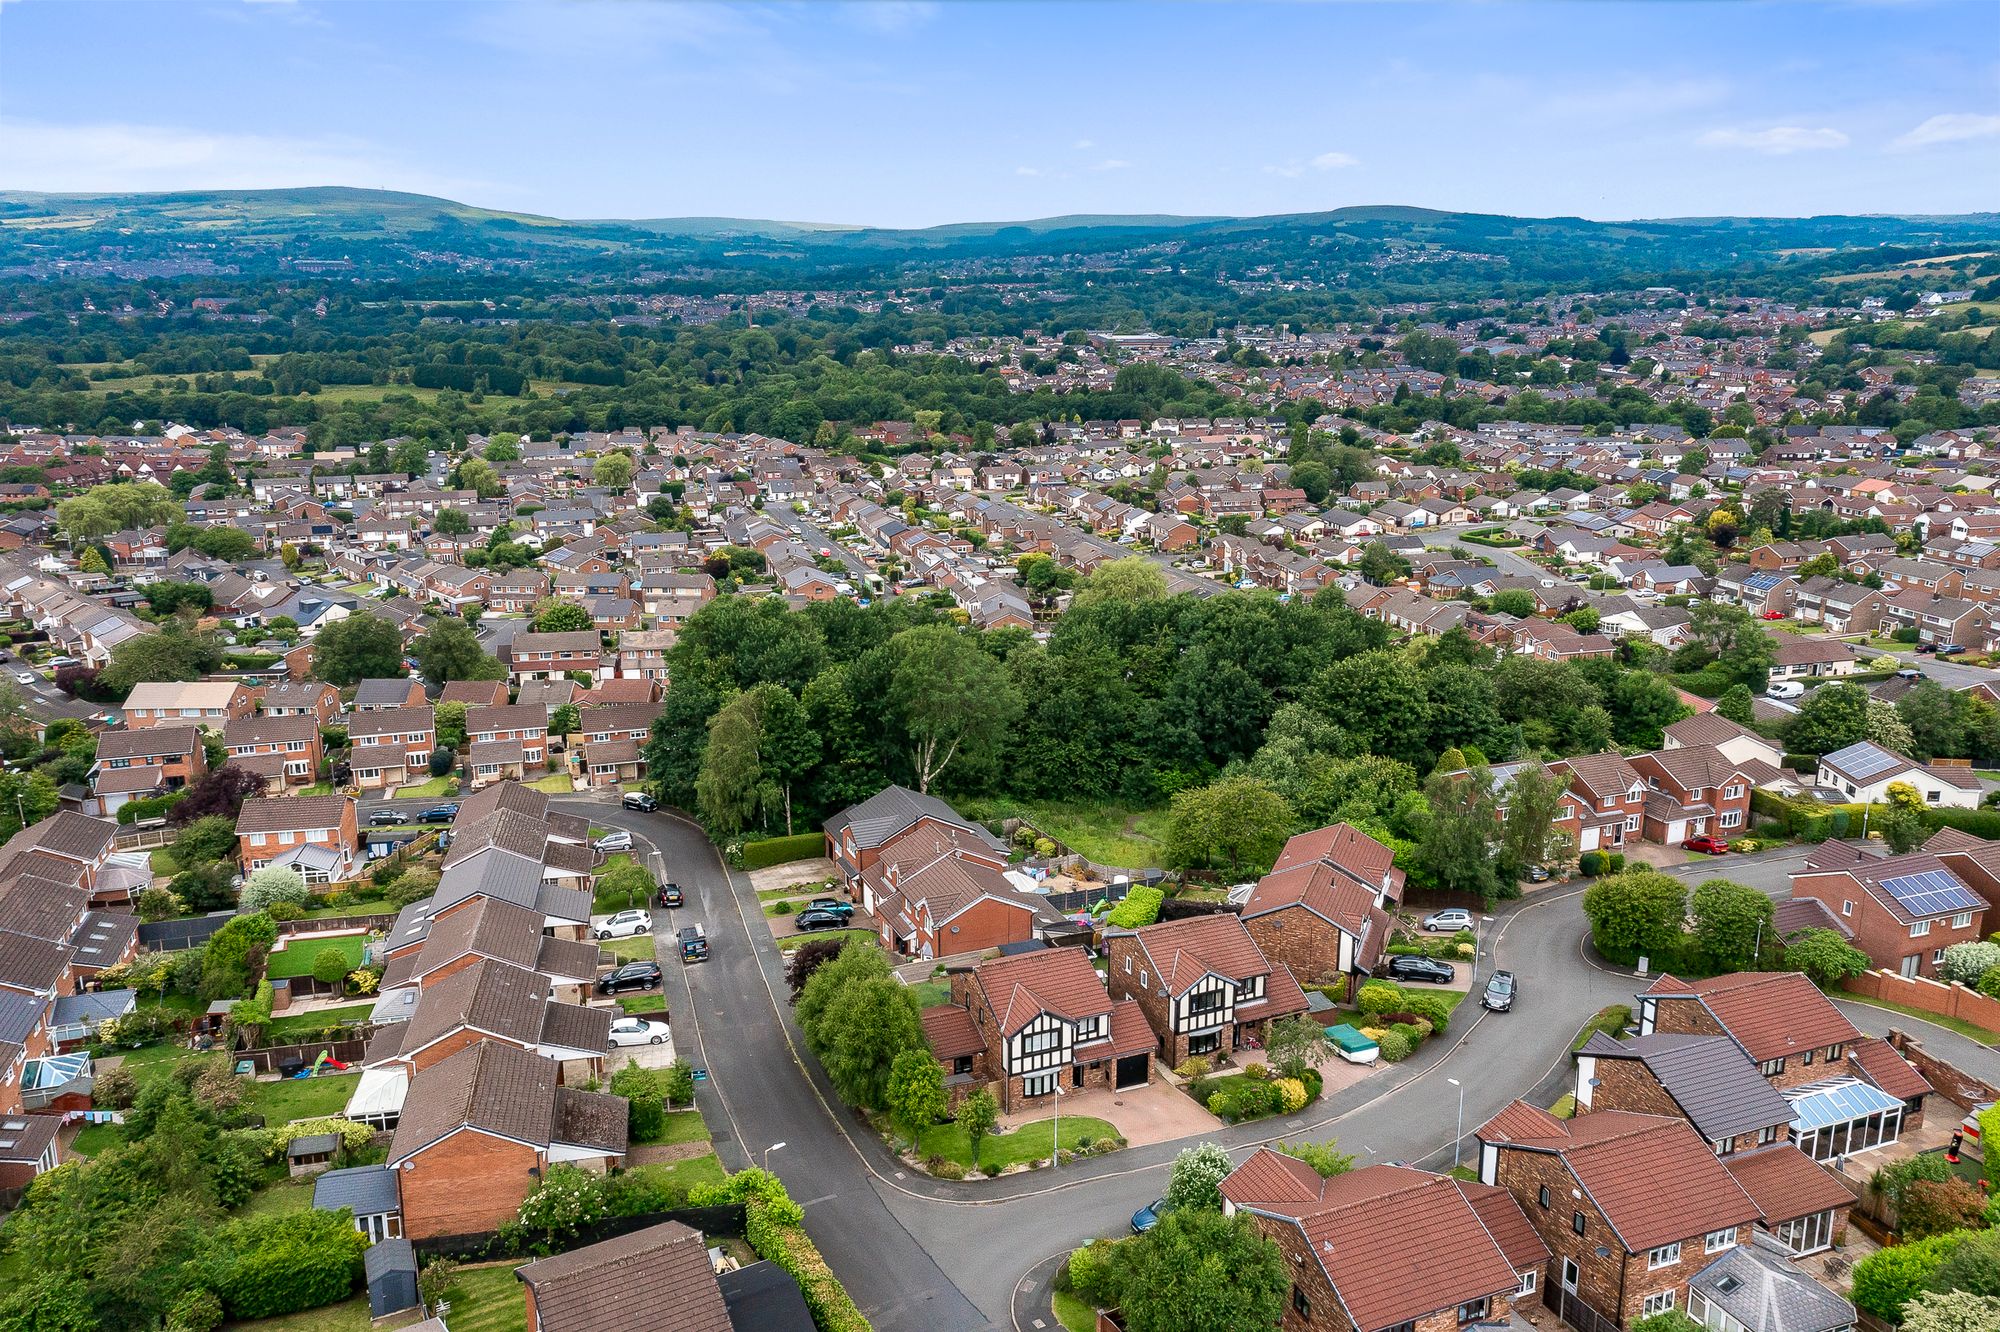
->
[[1685, 835, 1731, 855], [1761, 610, 1786, 621]]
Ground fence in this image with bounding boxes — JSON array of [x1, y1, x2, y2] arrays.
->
[[1044, 881, 1133, 914], [114, 824, 175, 852], [411, 1204, 749, 1262], [1842, 969, 2000, 1040], [232, 1034, 375, 1075], [277, 913, 394, 936], [1548, 1284, 1621, 1332], [138, 911, 235, 952]]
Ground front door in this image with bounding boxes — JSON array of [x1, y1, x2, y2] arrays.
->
[[1901, 954, 1921, 978], [1072, 1065, 1085, 1089], [1561, 1259, 1579, 1294]]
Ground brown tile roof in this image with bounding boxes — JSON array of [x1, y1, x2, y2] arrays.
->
[[17, 811, 116, 862], [437, 679, 509, 706], [551, 1086, 628, 1154], [1221, 1155, 1543, 1330], [94, 727, 201, 762], [1637, 743, 1754, 796], [1242, 860, 1380, 940], [1642, 971, 1861, 1064], [234, 795, 353, 836], [452, 779, 549, 828], [1771, 896, 1854, 941], [442, 809, 552, 869], [1476, 1104, 1759, 1252], [389, 1040, 558, 1162], [1104, 999, 1159, 1058], [345, 706, 434, 742], [1271, 822, 1402, 895], [416, 897, 548, 976], [1847, 1036, 1931, 1101], [402, 958, 554, 1051], [516, 1220, 730, 1332], [1721, 1145, 1855, 1226], [974, 947, 1112, 1037], [537, 933, 607, 983], [1664, 713, 1766, 750], [468, 704, 551, 735], [1117, 913, 1271, 996], [223, 713, 318, 748], [921, 1004, 985, 1061], [0, 931, 70, 992], [1558, 749, 1646, 803]]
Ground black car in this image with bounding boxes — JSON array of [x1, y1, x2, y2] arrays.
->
[[805, 898, 853, 918], [622, 791, 659, 812], [1385, 955, 1456, 985], [1482, 970, 1516, 1012], [794, 909, 848, 932], [658, 883, 684, 909], [595, 960, 662, 995], [418, 804, 459, 823], [367, 809, 405, 827]]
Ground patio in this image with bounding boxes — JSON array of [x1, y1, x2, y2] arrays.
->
[[999, 1080, 1219, 1149]]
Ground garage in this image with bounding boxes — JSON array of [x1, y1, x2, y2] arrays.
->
[[1115, 1054, 1150, 1090]]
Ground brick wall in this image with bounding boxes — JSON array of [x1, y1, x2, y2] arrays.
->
[[1104, 938, 1175, 1059], [1846, 970, 2000, 1036], [399, 1131, 541, 1240], [1886, 1030, 1999, 1110], [1245, 905, 1348, 991], [1580, 1058, 1685, 1121], [1256, 1212, 1356, 1332]]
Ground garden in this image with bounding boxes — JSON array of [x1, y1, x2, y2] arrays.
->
[[1839, 1128, 2000, 1331]]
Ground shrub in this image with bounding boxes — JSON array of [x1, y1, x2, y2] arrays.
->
[[200, 912, 277, 1000], [1272, 1077, 1307, 1114], [1851, 1232, 1964, 1320], [1243, 1062, 1268, 1080], [627, 1094, 666, 1143], [1926, 1229, 2000, 1299], [135, 886, 184, 923], [1879, 1151, 1954, 1207], [1631, 1315, 1705, 1332], [241, 866, 310, 913], [1940, 942, 2000, 987], [1579, 850, 1607, 876], [663, 1058, 696, 1108], [1105, 885, 1166, 929], [213, 1209, 367, 1319], [506, 1164, 612, 1254], [1356, 980, 1405, 1016], [739, 832, 825, 870], [167, 1287, 224, 1332], [1067, 1239, 1121, 1309], [93, 1063, 138, 1109], [1164, 1142, 1236, 1211], [1400, 991, 1453, 1031], [1375, 1029, 1413, 1062], [309, 946, 350, 987], [1173, 1055, 1211, 1081], [1899, 1177, 1989, 1239], [1391, 1020, 1430, 1047]]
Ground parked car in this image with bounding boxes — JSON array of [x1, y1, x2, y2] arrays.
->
[[805, 898, 854, 918], [593, 829, 634, 853], [1525, 865, 1551, 883], [1685, 835, 1731, 855], [1760, 610, 1786, 621], [1764, 680, 1804, 700], [1422, 908, 1474, 933], [1131, 1198, 1169, 1234], [608, 1016, 671, 1047], [678, 924, 709, 962], [658, 883, 684, 909], [1897, 668, 1922, 680], [622, 791, 658, 812], [418, 804, 458, 823], [11, 670, 32, 686], [1482, 970, 1516, 1012], [367, 809, 405, 827], [794, 909, 848, 932], [595, 960, 662, 995], [1937, 643, 1967, 657], [1917, 641, 1938, 654], [1386, 955, 1456, 985], [596, 909, 651, 940]]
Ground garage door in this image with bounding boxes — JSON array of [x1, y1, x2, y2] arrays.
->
[[1115, 1054, 1149, 1089]]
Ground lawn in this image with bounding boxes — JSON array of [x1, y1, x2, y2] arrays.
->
[[237, 1175, 318, 1220], [221, 1295, 375, 1332], [434, 1261, 530, 1332], [619, 1153, 727, 1195], [641, 1109, 710, 1147], [1571, 1004, 1633, 1051], [527, 774, 574, 793], [266, 934, 367, 980], [266, 1003, 375, 1039], [914, 1114, 1120, 1171], [598, 934, 656, 961], [1838, 992, 2000, 1046], [776, 927, 873, 953], [957, 799, 1171, 869], [905, 978, 949, 1007], [393, 776, 456, 798], [243, 1072, 359, 1126], [1053, 1290, 1099, 1332], [616, 994, 668, 1016], [149, 848, 179, 876], [302, 897, 395, 920]]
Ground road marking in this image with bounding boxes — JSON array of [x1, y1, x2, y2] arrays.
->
[[799, 1194, 837, 1207]]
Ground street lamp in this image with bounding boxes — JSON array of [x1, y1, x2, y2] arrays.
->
[[1051, 1084, 1064, 1170], [1448, 1077, 1465, 1170], [763, 1141, 787, 1172]]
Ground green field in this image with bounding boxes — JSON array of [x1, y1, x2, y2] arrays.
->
[[265, 1004, 375, 1039], [914, 1114, 1119, 1171], [957, 799, 1171, 869], [265, 934, 367, 980]]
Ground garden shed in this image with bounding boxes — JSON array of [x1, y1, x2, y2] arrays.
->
[[363, 1237, 420, 1318]]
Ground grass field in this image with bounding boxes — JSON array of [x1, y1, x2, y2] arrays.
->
[[649, 1109, 710, 1147], [266, 933, 367, 980], [619, 1153, 728, 1195], [905, 978, 949, 1007], [1572, 1004, 1633, 1050], [914, 1114, 1119, 1171], [776, 926, 873, 952], [957, 799, 1171, 868], [236, 1175, 318, 1220], [266, 1003, 375, 1039]]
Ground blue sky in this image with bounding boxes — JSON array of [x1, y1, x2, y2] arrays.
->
[[0, 0, 1994, 226]]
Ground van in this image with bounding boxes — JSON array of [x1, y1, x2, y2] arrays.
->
[[678, 923, 709, 963], [1765, 680, 1805, 700]]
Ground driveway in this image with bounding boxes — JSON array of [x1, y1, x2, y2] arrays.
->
[[998, 1081, 1220, 1150]]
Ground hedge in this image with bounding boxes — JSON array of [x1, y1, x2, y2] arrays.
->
[[1669, 669, 1737, 700], [740, 833, 826, 870], [117, 789, 188, 824], [1756, 789, 2000, 844], [693, 1171, 870, 1332], [1104, 885, 1165, 929], [1459, 527, 1522, 547]]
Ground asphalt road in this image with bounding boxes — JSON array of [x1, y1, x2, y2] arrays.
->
[[768, 507, 872, 581]]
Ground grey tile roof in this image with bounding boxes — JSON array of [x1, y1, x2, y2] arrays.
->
[[1690, 1232, 1855, 1332], [434, 850, 544, 913], [1579, 1032, 1794, 1142], [821, 784, 1002, 853]]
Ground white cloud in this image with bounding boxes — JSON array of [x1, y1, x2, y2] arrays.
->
[[1697, 125, 1849, 154], [0, 119, 496, 200], [1092, 158, 1131, 172], [1072, 138, 1095, 151], [1891, 113, 2000, 151], [1265, 150, 1361, 178], [1014, 165, 1041, 177], [1310, 151, 1359, 170]]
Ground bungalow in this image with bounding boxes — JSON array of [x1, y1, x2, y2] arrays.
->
[[1814, 739, 1982, 808]]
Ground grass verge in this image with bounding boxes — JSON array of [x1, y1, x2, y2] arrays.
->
[[776, 927, 873, 953], [913, 1114, 1120, 1172], [1571, 1004, 1633, 1051], [1053, 1290, 1098, 1332], [435, 1260, 530, 1332]]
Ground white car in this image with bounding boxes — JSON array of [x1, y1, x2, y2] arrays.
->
[[596, 909, 651, 940], [594, 829, 634, 853], [1422, 908, 1475, 933], [608, 1017, 670, 1047], [12, 671, 32, 686]]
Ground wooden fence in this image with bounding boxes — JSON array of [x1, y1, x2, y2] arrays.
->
[[232, 1034, 375, 1075], [114, 825, 174, 851]]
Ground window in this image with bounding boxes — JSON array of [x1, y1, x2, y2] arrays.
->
[[1841, 900, 1854, 917], [1538, 1185, 1550, 1209], [1826, 1045, 1844, 1062], [1642, 1291, 1677, 1319], [1712, 1137, 1733, 1157], [1022, 1027, 1061, 1055], [1724, 784, 1743, 799], [1953, 911, 1974, 929], [1648, 1243, 1681, 1269], [1802, 1050, 1814, 1067], [1706, 1229, 1736, 1253], [1456, 1298, 1490, 1325], [1123, 958, 1132, 974], [1911, 920, 1931, 938], [1720, 810, 1743, 828], [1572, 1211, 1586, 1237], [1292, 1287, 1311, 1319], [1758, 1057, 1785, 1076], [1934, 948, 1947, 965], [1022, 1071, 1058, 1098], [1625, 815, 1641, 832], [1757, 1125, 1779, 1146], [1517, 1269, 1537, 1298]]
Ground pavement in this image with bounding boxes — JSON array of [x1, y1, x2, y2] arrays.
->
[[767, 508, 872, 581]]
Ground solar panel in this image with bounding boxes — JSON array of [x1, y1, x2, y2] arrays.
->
[[1879, 870, 1984, 918], [1824, 741, 1900, 781]]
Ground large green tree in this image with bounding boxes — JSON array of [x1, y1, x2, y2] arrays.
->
[[1689, 878, 1775, 971], [310, 614, 406, 688], [1111, 1210, 1289, 1332], [1581, 868, 1688, 962], [885, 625, 1020, 794], [414, 617, 505, 685], [101, 625, 223, 694], [1163, 775, 1293, 880]]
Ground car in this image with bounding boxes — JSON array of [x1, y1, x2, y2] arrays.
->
[[678, 924, 709, 962], [621, 792, 658, 812], [1386, 955, 1456, 985], [1896, 668, 1922, 680], [1760, 610, 1786, 621], [595, 960, 662, 995], [1422, 908, 1474, 933], [1764, 680, 1804, 700], [593, 829, 634, 853], [1685, 834, 1731, 855], [657, 883, 684, 909], [794, 909, 848, 932], [805, 898, 854, 918], [1481, 970, 1516, 1012], [1916, 641, 1938, 654], [608, 1016, 671, 1047], [11, 671, 32, 686], [418, 804, 458, 823], [1937, 643, 1967, 657], [1525, 865, 1551, 883], [596, 909, 652, 940], [1131, 1198, 1169, 1234], [367, 809, 406, 827]]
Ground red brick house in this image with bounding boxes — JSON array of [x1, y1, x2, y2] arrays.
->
[[1104, 914, 1310, 1067], [465, 704, 552, 788], [224, 713, 323, 787], [352, 678, 427, 712], [121, 680, 252, 730], [347, 708, 436, 793], [823, 786, 1008, 889], [235, 795, 361, 879], [1549, 752, 1648, 854], [1787, 843, 1986, 980], [1627, 745, 1756, 846], [1222, 1151, 1546, 1332], [862, 835, 1044, 960], [516, 1221, 737, 1332], [86, 726, 207, 818], [507, 630, 603, 684], [1239, 824, 1402, 998], [574, 702, 664, 790], [254, 680, 343, 727]]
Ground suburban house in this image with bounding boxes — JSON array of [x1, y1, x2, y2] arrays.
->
[[823, 785, 1009, 888], [925, 946, 1155, 1113], [1813, 740, 1982, 808], [1627, 745, 1757, 846], [1103, 914, 1310, 1068], [1637, 971, 1931, 1160], [573, 702, 663, 790], [0, 811, 118, 900], [352, 678, 427, 712], [438, 679, 510, 708], [464, 704, 552, 788], [235, 795, 362, 882], [1661, 714, 1787, 774], [1788, 842, 1986, 979], [1549, 751, 1649, 853], [223, 713, 323, 787], [347, 708, 437, 794], [121, 680, 252, 730], [507, 630, 603, 684], [1476, 1101, 1762, 1330], [861, 835, 1048, 960], [514, 1219, 813, 1332], [1220, 1150, 1546, 1332], [1239, 823, 1402, 997], [385, 1039, 627, 1240], [374, 893, 602, 1011], [254, 679, 343, 726], [86, 725, 207, 818]]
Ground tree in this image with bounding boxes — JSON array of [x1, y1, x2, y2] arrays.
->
[[593, 859, 654, 911], [1714, 683, 1758, 727], [1786, 682, 1870, 756], [795, 944, 924, 1109], [1926, 1227, 2000, 1297], [1689, 878, 1774, 971], [1163, 1143, 1236, 1214], [959, 1088, 999, 1173], [592, 451, 634, 493], [145, 581, 214, 616], [414, 617, 504, 685], [1688, 602, 1777, 691], [1263, 1016, 1331, 1082], [785, 935, 847, 999], [1563, 606, 1600, 635], [1489, 588, 1538, 618], [1316, 650, 1433, 769], [1902, 1291, 2000, 1332], [240, 866, 309, 913], [532, 599, 594, 634], [1784, 927, 1872, 988], [1274, 1139, 1356, 1178], [171, 815, 239, 867], [456, 458, 503, 500], [0, 770, 58, 843], [1164, 775, 1294, 880], [1112, 1209, 1289, 1332], [1357, 541, 1411, 585], [417, 1258, 460, 1319], [1501, 762, 1571, 873], [311, 614, 406, 687], [165, 765, 264, 826], [1072, 556, 1167, 609], [1581, 869, 1688, 962], [883, 1048, 947, 1150], [309, 946, 350, 989], [885, 626, 1020, 794], [433, 509, 470, 537], [101, 625, 222, 693], [1880, 801, 1929, 854], [1898, 1177, 1988, 1239], [1940, 941, 2000, 986]]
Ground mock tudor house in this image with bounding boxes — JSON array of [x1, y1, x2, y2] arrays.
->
[[1104, 913, 1310, 1067], [1239, 824, 1402, 997], [925, 947, 1155, 1113], [1221, 1150, 1547, 1332], [1788, 842, 1986, 979]]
